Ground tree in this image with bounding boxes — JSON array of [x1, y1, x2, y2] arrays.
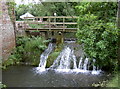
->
[[15, 4, 30, 20], [15, 2, 77, 20], [76, 2, 119, 71]]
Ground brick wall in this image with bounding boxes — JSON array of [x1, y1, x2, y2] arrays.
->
[[0, 0, 15, 61]]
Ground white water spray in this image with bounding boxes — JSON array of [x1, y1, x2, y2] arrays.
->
[[38, 43, 55, 71], [91, 59, 101, 75], [37, 44, 102, 75]]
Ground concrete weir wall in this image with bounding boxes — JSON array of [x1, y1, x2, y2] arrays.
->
[[0, 0, 15, 61]]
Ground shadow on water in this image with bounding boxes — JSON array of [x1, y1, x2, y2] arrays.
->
[[2, 66, 110, 87]]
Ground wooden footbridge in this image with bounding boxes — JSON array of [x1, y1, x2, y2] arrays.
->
[[23, 16, 78, 32], [17, 16, 78, 44]]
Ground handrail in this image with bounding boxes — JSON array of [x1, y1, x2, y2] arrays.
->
[[24, 22, 77, 25], [24, 16, 78, 19]]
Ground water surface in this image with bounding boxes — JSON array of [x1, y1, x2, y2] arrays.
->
[[2, 66, 110, 87]]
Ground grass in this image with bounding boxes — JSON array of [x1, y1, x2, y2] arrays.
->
[[92, 72, 119, 88], [106, 72, 119, 88]]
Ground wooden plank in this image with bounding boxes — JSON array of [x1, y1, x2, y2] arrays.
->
[[25, 30, 77, 32], [24, 16, 78, 19], [26, 28, 78, 30], [25, 28, 78, 32], [24, 22, 77, 25]]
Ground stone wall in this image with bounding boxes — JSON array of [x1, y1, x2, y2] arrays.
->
[[0, 0, 15, 61]]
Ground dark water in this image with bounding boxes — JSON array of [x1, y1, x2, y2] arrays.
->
[[2, 66, 110, 87]]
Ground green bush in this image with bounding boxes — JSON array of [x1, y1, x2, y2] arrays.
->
[[23, 36, 48, 66], [76, 14, 119, 71], [76, 2, 119, 71], [3, 36, 49, 67]]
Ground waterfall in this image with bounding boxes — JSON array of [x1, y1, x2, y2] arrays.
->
[[78, 57, 83, 69], [83, 58, 89, 70], [50, 46, 77, 72], [71, 50, 77, 69], [51, 47, 72, 69], [38, 43, 55, 71], [37, 44, 101, 75], [91, 59, 101, 75]]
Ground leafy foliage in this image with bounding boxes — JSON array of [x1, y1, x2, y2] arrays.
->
[[3, 36, 48, 67], [76, 2, 119, 71], [15, 2, 77, 20], [15, 4, 30, 20], [23, 36, 48, 65], [7, 2, 16, 22], [0, 82, 6, 88]]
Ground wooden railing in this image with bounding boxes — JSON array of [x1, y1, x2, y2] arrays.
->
[[23, 16, 78, 32]]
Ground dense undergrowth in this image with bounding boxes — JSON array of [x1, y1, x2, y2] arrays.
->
[[2, 36, 49, 68]]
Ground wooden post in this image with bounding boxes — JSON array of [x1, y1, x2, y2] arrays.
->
[[37, 17, 38, 31], [24, 18, 26, 30], [63, 17, 65, 32], [48, 16, 51, 31]]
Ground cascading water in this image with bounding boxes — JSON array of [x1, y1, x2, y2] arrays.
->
[[37, 43, 102, 75], [50, 46, 101, 74], [83, 58, 89, 70], [75, 57, 102, 74], [37, 43, 55, 72], [91, 59, 102, 75], [50, 46, 78, 72], [50, 47, 71, 72], [78, 57, 83, 69]]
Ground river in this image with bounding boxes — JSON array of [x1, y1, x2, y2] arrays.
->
[[2, 65, 110, 87]]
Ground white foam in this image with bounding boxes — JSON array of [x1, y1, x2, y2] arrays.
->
[[91, 70, 102, 75]]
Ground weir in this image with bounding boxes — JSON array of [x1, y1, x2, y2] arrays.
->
[[17, 16, 102, 75], [37, 43, 102, 75]]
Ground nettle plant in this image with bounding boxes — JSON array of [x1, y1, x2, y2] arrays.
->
[[76, 14, 119, 70]]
